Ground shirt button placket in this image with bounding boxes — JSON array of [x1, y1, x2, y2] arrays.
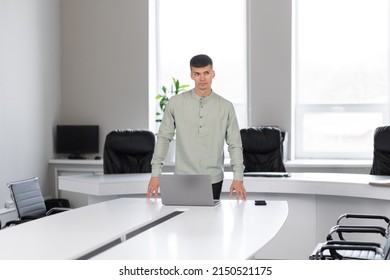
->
[[199, 98, 204, 133]]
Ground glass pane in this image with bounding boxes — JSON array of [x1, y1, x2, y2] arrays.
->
[[301, 112, 382, 157], [296, 0, 389, 105], [157, 0, 247, 128]]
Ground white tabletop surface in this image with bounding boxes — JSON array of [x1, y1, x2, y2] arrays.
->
[[0, 198, 288, 260], [0, 198, 172, 259], [92, 199, 288, 260]]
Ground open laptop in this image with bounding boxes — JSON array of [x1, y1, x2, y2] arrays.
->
[[159, 174, 220, 206]]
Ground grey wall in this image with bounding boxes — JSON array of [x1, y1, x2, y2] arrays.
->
[[60, 0, 149, 157], [248, 0, 292, 133], [0, 0, 61, 209]]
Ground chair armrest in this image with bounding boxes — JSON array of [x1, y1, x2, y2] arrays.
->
[[46, 207, 71, 216], [327, 225, 387, 241], [315, 240, 383, 260], [21, 215, 44, 220], [3, 219, 31, 228], [337, 213, 390, 225], [325, 240, 382, 248], [3, 208, 70, 228]]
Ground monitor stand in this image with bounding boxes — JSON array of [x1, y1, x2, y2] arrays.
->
[[68, 152, 86, 160]]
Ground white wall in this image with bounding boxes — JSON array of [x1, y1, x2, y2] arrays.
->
[[0, 0, 61, 209], [60, 0, 149, 157]]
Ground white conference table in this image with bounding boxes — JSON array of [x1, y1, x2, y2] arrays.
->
[[0, 198, 170, 259], [58, 172, 390, 260], [94, 199, 288, 260], [0, 198, 288, 260], [58, 172, 390, 201]]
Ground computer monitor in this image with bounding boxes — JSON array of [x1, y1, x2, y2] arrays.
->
[[56, 125, 99, 159]]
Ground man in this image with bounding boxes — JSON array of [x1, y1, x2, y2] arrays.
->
[[147, 54, 246, 200]]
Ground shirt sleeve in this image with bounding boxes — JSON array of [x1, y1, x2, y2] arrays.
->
[[151, 98, 176, 177], [225, 103, 245, 181]]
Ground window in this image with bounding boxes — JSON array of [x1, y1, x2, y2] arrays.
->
[[293, 0, 389, 159], [149, 0, 247, 133]]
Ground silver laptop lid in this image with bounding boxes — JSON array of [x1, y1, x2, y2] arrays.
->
[[160, 174, 219, 206]]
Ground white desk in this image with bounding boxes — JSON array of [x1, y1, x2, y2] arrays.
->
[[0, 198, 288, 260], [59, 172, 390, 201], [239, 172, 390, 200], [59, 173, 151, 204], [58, 172, 390, 260], [49, 159, 104, 198]]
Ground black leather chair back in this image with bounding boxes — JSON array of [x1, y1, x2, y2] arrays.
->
[[240, 127, 286, 172], [103, 129, 155, 174], [370, 126, 390, 175]]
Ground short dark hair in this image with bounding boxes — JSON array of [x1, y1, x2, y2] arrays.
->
[[190, 54, 213, 68]]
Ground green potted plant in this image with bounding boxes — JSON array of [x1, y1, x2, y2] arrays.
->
[[156, 77, 189, 123]]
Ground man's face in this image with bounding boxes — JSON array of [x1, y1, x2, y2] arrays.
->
[[190, 65, 215, 91]]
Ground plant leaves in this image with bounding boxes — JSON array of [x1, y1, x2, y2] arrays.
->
[[156, 77, 190, 122]]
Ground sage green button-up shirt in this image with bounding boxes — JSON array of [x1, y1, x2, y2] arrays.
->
[[151, 89, 244, 183]]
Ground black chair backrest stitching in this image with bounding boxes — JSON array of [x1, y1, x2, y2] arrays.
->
[[103, 129, 155, 174], [240, 127, 286, 173]]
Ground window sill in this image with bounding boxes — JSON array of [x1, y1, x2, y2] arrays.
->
[[285, 159, 372, 168]]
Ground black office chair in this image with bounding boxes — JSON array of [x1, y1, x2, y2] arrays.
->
[[370, 126, 390, 175], [4, 177, 70, 227], [240, 127, 286, 172], [311, 213, 390, 260], [103, 129, 155, 174]]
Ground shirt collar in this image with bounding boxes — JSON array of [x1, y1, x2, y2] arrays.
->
[[190, 89, 215, 101]]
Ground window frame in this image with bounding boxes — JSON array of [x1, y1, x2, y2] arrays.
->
[[292, 0, 390, 160], [149, 0, 248, 135], [295, 103, 389, 159]]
